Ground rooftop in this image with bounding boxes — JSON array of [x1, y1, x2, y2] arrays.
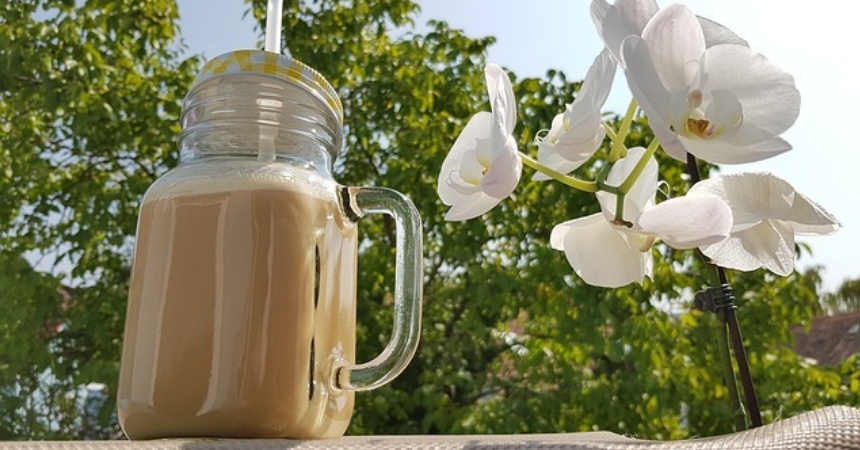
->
[[793, 310, 860, 366]]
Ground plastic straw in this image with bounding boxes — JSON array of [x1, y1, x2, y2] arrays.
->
[[260, 0, 283, 161], [265, 0, 283, 53]]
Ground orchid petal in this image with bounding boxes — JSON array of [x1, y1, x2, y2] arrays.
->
[[699, 44, 800, 142], [533, 143, 586, 181], [592, 0, 658, 65], [696, 173, 840, 276], [561, 111, 606, 145], [553, 113, 606, 164], [615, 0, 659, 35], [641, 5, 706, 94], [688, 172, 782, 229], [667, 91, 690, 139], [682, 136, 791, 165], [458, 147, 486, 185], [536, 50, 614, 174], [574, 48, 617, 110], [536, 108, 591, 159], [620, 36, 686, 159], [697, 16, 749, 48], [638, 193, 732, 249], [481, 134, 522, 199], [484, 64, 516, 135], [704, 89, 743, 139], [590, 0, 610, 35], [438, 64, 519, 222], [620, 36, 671, 117], [624, 10, 797, 165], [479, 96, 511, 166], [653, 124, 687, 162], [689, 172, 841, 234], [669, 89, 743, 144], [701, 220, 796, 276], [551, 213, 652, 288], [548, 110, 565, 135], [438, 112, 491, 205], [444, 191, 503, 222]]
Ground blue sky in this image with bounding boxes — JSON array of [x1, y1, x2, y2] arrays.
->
[[176, 0, 860, 292]]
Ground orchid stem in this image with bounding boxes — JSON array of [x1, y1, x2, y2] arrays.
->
[[613, 194, 630, 227], [608, 100, 638, 162], [591, 134, 656, 225], [722, 271, 763, 428], [520, 153, 599, 193], [618, 138, 660, 195], [714, 313, 746, 430], [603, 138, 659, 225], [603, 123, 618, 142], [686, 152, 763, 430]]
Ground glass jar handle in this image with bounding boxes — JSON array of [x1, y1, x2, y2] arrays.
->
[[333, 186, 423, 391]]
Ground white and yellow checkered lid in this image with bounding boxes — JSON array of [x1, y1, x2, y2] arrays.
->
[[191, 49, 344, 124]]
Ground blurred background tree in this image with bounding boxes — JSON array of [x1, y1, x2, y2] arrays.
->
[[822, 277, 860, 314], [1, 0, 194, 439], [1, 0, 857, 440]]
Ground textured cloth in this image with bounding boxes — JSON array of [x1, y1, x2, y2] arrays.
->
[[5, 405, 860, 450]]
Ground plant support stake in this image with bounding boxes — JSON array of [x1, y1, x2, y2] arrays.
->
[[687, 152, 763, 429]]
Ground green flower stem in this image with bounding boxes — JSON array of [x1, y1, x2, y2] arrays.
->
[[519, 153, 599, 193], [603, 123, 618, 142], [715, 310, 746, 431], [597, 138, 659, 226], [608, 100, 638, 162], [596, 163, 612, 185], [613, 193, 631, 227], [618, 138, 660, 195]]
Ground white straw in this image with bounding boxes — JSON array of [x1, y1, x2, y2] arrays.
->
[[265, 0, 283, 53], [261, 0, 283, 161], [259, 130, 277, 162]]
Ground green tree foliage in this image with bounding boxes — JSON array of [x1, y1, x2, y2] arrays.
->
[[0, 252, 65, 438], [822, 277, 860, 314], [0, 0, 195, 438], [1, 0, 857, 440]]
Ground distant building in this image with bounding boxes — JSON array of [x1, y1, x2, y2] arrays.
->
[[793, 311, 860, 366]]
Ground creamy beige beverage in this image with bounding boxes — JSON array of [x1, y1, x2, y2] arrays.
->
[[118, 174, 358, 439]]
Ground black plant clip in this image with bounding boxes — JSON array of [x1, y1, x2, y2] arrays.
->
[[694, 283, 737, 320]]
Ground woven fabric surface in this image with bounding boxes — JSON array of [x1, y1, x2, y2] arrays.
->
[[4, 405, 859, 450]]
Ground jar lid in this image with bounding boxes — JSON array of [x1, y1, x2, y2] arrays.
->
[[191, 50, 344, 125]]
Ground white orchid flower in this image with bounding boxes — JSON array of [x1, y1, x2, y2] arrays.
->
[[534, 49, 615, 180], [689, 172, 840, 276], [590, 0, 747, 67], [437, 64, 522, 221], [590, 0, 659, 66], [619, 4, 800, 164], [550, 147, 732, 287]]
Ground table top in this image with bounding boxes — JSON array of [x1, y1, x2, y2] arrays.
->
[[4, 405, 859, 450]]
